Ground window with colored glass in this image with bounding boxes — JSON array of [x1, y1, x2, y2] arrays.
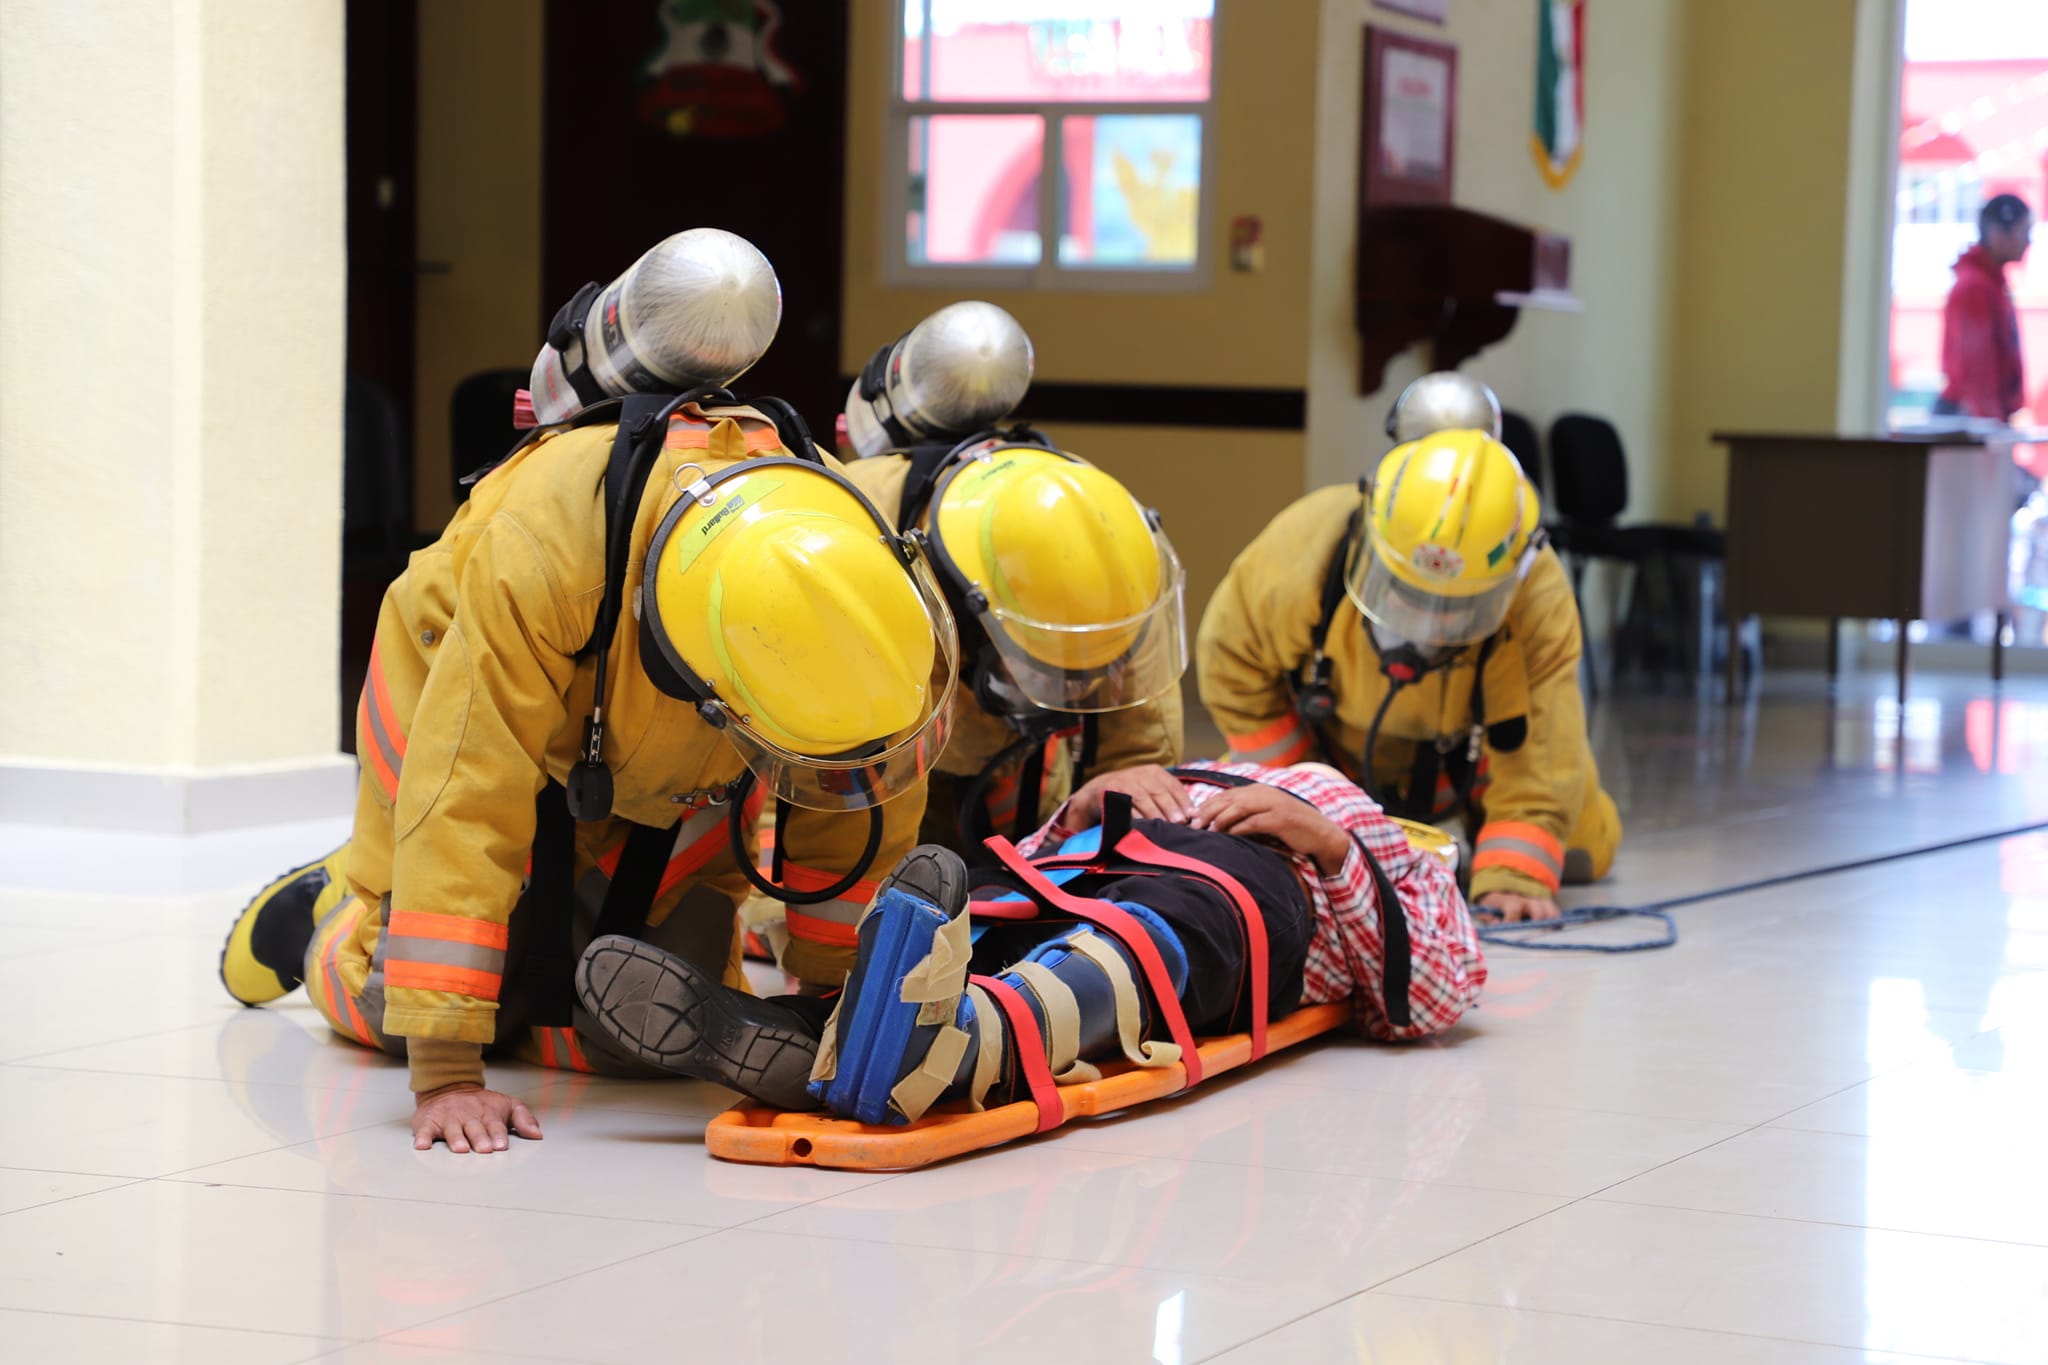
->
[[893, 1, 1216, 283]]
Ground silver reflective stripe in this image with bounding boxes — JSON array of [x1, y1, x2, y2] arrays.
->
[[1473, 834, 1565, 877], [382, 932, 508, 978], [353, 895, 395, 1052], [360, 688, 405, 785], [1228, 720, 1311, 765]]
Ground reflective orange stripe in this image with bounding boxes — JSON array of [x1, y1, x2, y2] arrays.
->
[[777, 865, 882, 902], [1266, 734, 1313, 766], [656, 816, 730, 901], [318, 906, 374, 1047], [357, 692, 398, 802], [562, 1030, 593, 1073], [385, 961, 502, 999], [538, 1028, 560, 1068], [366, 639, 407, 758], [665, 416, 783, 452], [1473, 819, 1566, 892], [785, 909, 861, 947], [1226, 715, 1315, 767], [386, 911, 509, 951], [1470, 847, 1562, 890], [1479, 820, 1564, 862], [1229, 714, 1302, 750], [985, 770, 1021, 827]]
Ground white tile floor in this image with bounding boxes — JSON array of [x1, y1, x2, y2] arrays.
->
[[6, 670, 2048, 1363]]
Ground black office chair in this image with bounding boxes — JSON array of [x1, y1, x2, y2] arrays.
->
[[1500, 408, 1544, 495], [450, 368, 530, 505], [1546, 413, 1748, 692], [343, 375, 413, 584]]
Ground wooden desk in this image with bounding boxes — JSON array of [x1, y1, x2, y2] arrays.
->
[[1715, 431, 2012, 704]]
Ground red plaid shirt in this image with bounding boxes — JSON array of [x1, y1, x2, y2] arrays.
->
[[1021, 761, 1486, 1041]]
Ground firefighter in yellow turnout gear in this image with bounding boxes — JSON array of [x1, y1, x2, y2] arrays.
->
[[219, 231, 957, 1150], [1198, 423, 1620, 921], [842, 438, 1186, 854], [835, 302, 1184, 854]]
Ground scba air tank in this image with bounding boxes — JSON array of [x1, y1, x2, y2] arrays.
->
[[528, 227, 783, 425], [844, 301, 1034, 458]]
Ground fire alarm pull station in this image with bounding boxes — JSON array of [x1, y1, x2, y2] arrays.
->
[[1230, 216, 1264, 273]]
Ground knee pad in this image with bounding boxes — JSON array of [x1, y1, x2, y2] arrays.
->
[[999, 905, 1189, 1080]]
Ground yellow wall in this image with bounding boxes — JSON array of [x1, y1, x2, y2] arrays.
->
[[1306, 0, 1689, 522], [0, 0, 346, 770], [412, 0, 545, 534], [1665, 0, 1861, 522]]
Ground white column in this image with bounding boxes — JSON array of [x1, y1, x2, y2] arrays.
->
[[0, 0, 350, 831]]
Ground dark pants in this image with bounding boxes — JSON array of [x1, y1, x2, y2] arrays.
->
[[971, 818, 1315, 1032]]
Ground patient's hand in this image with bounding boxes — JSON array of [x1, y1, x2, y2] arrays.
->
[[1188, 784, 1351, 875], [1061, 765, 1195, 830]]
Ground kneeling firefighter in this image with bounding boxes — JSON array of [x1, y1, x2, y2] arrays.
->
[[1197, 379, 1621, 923], [838, 302, 1188, 854], [218, 229, 958, 1152]]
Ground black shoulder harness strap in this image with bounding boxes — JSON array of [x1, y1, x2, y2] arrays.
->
[[522, 781, 679, 1028], [1307, 501, 1364, 669], [585, 391, 711, 658]]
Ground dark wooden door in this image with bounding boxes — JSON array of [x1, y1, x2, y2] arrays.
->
[[341, 0, 419, 751], [542, 0, 850, 432]]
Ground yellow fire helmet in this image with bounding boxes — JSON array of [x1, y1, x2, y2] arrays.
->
[[1347, 429, 1542, 648], [640, 458, 958, 810], [926, 442, 1186, 714]]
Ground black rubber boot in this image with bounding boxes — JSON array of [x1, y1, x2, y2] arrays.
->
[[575, 936, 828, 1110]]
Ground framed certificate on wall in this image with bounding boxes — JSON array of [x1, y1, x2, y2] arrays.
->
[[1361, 26, 1457, 206], [1373, 0, 1449, 23]]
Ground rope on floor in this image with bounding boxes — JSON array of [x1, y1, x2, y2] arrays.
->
[[1475, 814, 2048, 954], [1477, 905, 1677, 952]]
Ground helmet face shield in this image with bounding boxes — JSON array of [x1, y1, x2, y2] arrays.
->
[[975, 534, 1189, 713], [1346, 537, 1520, 648], [703, 547, 960, 811]]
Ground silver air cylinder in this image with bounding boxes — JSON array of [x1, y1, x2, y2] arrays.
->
[[844, 301, 1034, 458], [529, 227, 782, 425], [1386, 371, 1504, 443]]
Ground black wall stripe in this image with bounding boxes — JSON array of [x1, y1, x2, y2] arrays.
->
[[842, 379, 1308, 432]]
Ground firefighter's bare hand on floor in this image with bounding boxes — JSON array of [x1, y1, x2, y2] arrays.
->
[[1475, 891, 1561, 923], [1063, 764, 1196, 829], [412, 1085, 544, 1153], [1187, 783, 1352, 875]]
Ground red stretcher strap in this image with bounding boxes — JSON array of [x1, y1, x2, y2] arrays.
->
[[971, 974, 1063, 1133], [1103, 829, 1271, 1062], [983, 836, 1206, 1089], [967, 898, 1040, 921]]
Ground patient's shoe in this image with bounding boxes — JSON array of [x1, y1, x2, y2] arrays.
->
[[575, 936, 829, 1110], [219, 846, 350, 1006], [809, 844, 996, 1126], [812, 844, 1194, 1127]]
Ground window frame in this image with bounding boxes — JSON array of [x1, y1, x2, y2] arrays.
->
[[884, 5, 1221, 292]]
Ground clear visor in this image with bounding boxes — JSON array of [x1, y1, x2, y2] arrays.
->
[[976, 536, 1189, 714], [1345, 538, 1519, 647], [707, 549, 960, 812]]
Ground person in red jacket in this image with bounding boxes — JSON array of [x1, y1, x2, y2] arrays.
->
[[1937, 193, 2033, 424]]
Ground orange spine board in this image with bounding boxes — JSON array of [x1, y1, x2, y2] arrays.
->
[[704, 1002, 1354, 1171]]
